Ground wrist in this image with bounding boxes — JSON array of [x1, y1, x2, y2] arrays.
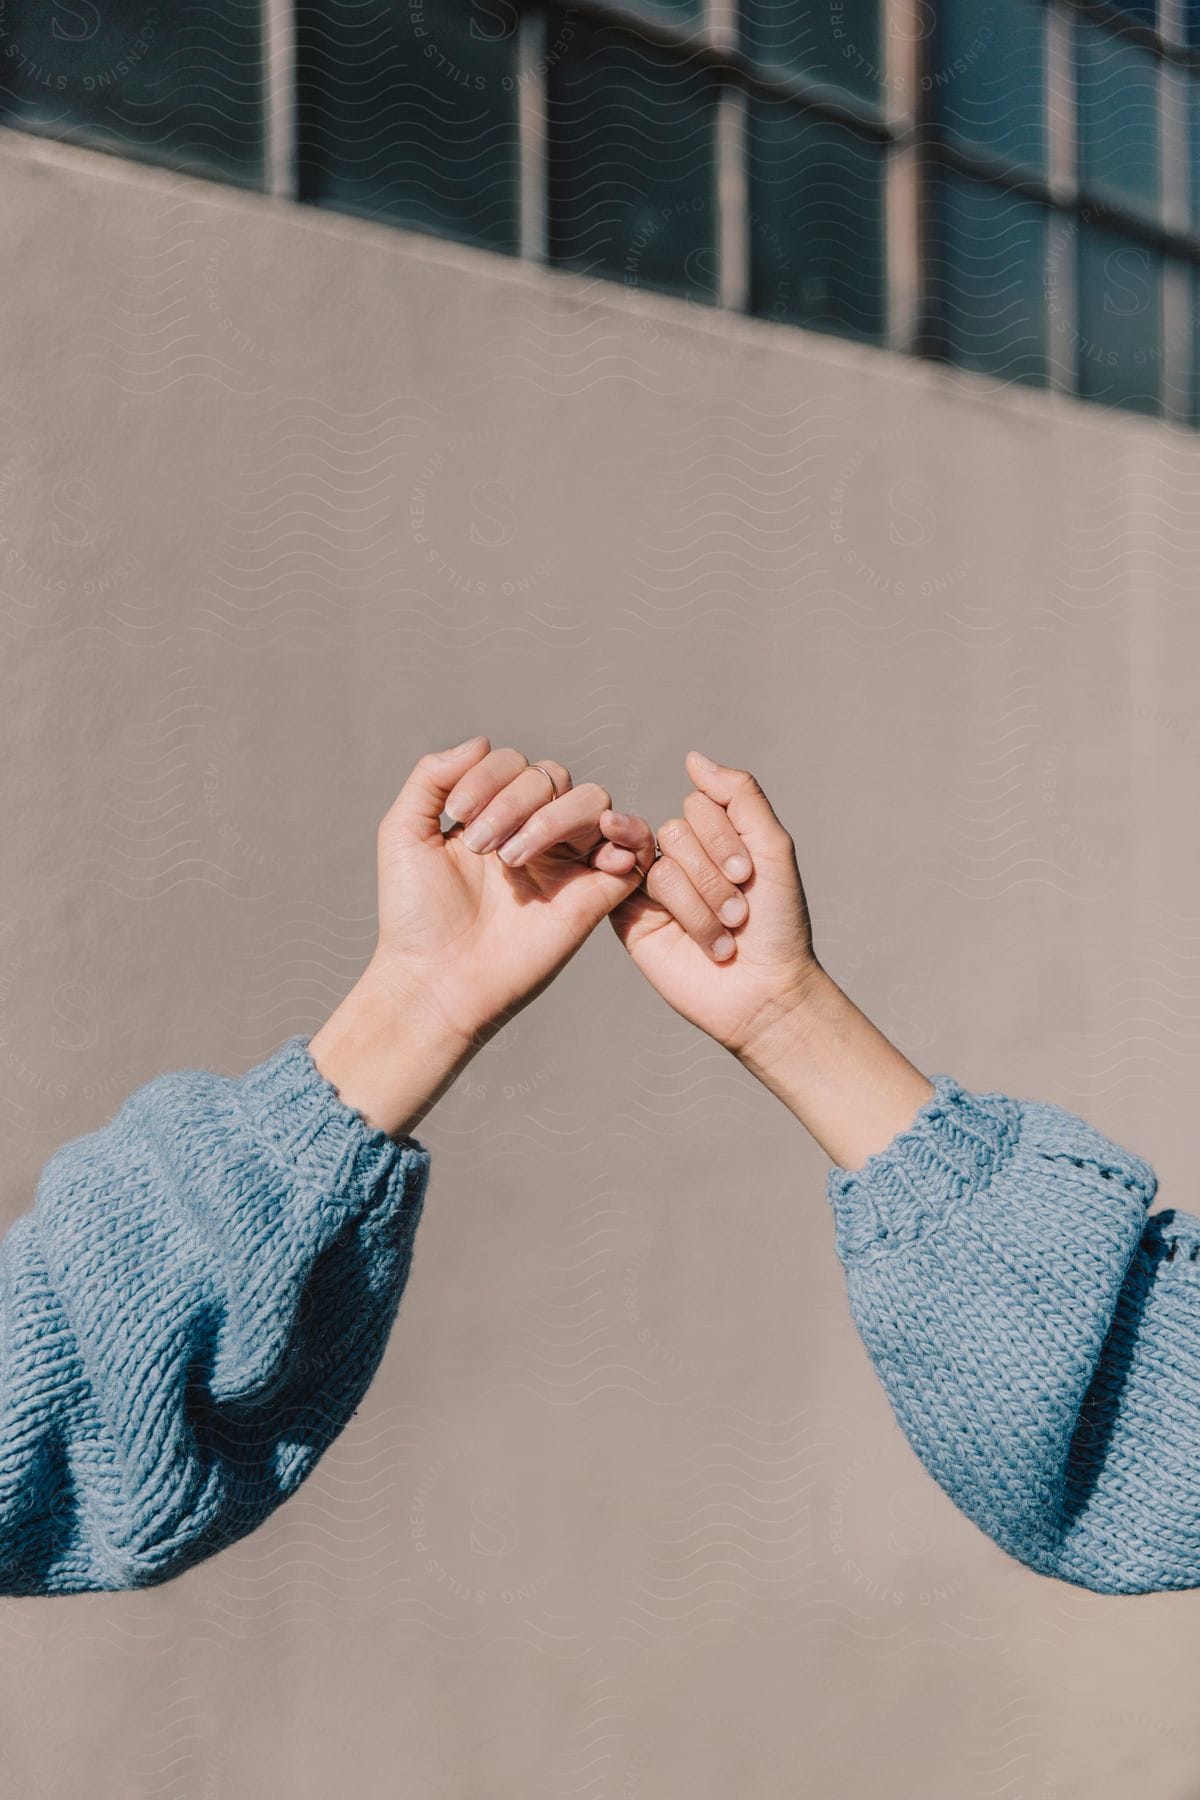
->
[[733, 964, 936, 1171], [732, 960, 837, 1079], [308, 962, 476, 1140]]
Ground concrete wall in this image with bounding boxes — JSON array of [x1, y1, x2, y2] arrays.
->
[[4, 129, 1200, 1799]]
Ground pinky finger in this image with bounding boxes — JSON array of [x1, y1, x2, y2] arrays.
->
[[591, 841, 638, 875], [597, 808, 657, 880]]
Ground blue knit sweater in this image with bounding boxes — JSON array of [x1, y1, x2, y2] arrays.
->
[[5, 1039, 1187, 1599], [0, 1035, 429, 1597], [827, 1071, 1197, 1596]]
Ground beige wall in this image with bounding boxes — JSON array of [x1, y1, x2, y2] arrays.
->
[[4, 129, 1200, 1798]]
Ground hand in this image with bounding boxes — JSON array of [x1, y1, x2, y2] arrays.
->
[[606, 751, 822, 1064], [608, 751, 934, 1170], [310, 736, 655, 1138], [372, 736, 657, 1043]]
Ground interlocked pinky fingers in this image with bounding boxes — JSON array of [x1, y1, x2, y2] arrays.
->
[[594, 809, 657, 879]]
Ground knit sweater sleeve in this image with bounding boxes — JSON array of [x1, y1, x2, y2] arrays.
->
[[0, 1034, 430, 1597], [825, 1072, 1200, 1596]]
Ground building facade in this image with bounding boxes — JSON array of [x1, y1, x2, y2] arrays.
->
[[3, 6, 1200, 1798]]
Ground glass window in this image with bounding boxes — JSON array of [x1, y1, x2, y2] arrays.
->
[[546, 23, 717, 302], [1075, 19, 1160, 215], [0, 0, 264, 187], [1189, 79, 1200, 230], [1107, 0, 1157, 25], [929, 169, 1047, 386], [295, 0, 520, 253], [747, 97, 886, 343], [739, 0, 883, 106], [929, 0, 1046, 174], [619, 0, 705, 18], [1076, 217, 1162, 415]]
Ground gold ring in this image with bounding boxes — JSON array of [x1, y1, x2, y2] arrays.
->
[[631, 841, 661, 883], [530, 763, 558, 805]]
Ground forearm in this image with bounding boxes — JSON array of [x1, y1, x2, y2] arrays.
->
[[738, 965, 935, 1171], [308, 960, 477, 1139]]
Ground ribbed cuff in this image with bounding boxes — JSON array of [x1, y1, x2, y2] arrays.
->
[[232, 1034, 431, 1209], [826, 1072, 1023, 1262]]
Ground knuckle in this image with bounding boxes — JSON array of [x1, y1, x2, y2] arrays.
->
[[691, 862, 725, 899], [657, 818, 687, 850], [653, 860, 690, 904], [646, 858, 676, 898], [686, 907, 721, 945]]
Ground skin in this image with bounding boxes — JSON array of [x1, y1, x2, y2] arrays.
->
[[310, 735, 934, 1174], [308, 737, 657, 1138], [608, 751, 936, 1173]]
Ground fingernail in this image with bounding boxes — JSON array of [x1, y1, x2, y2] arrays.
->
[[607, 811, 630, 828], [497, 835, 526, 865], [438, 736, 480, 757], [724, 855, 751, 882], [462, 818, 496, 854], [719, 894, 747, 927], [690, 750, 719, 773], [711, 934, 736, 962]]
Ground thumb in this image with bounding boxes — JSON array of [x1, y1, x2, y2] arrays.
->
[[386, 736, 491, 843], [683, 751, 793, 864], [565, 862, 647, 935]]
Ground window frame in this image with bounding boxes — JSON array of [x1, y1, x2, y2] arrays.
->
[[916, 0, 1200, 422], [522, 0, 920, 350], [3, 0, 1200, 425]]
